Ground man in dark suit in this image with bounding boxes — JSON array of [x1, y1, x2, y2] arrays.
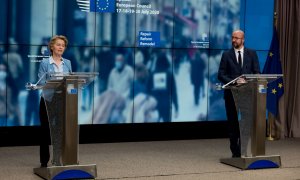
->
[[218, 30, 260, 157]]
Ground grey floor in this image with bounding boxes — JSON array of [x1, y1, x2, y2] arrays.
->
[[0, 138, 300, 180]]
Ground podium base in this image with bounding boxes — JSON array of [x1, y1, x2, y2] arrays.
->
[[33, 164, 97, 180], [220, 155, 281, 170]]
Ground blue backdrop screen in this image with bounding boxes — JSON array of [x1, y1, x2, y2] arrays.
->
[[0, 0, 274, 126]]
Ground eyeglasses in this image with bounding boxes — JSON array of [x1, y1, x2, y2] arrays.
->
[[232, 36, 243, 40]]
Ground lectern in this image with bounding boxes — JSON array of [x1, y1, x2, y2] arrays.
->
[[27, 72, 98, 179], [220, 74, 282, 169]]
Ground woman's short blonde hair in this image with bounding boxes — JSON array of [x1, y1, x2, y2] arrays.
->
[[48, 35, 68, 54]]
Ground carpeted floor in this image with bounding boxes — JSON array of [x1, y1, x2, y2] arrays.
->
[[0, 138, 300, 180]]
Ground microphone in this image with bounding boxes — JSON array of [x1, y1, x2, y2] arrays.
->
[[36, 72, 48, 85], [25, 82, 38, 90], [25, 72, 47, 90]]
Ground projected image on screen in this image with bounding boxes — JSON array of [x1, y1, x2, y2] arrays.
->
[[0, 0, 8, 44], [174, 0, 210, 48], [136, 0, 174, 48], [55, 0, 96, 46], [210, 0, 242, 49], [0, 0, 274, 126], [172, 49, 209, 122], [92, 47, 134, 124], [207, 50, 226, 121], [95, 3, 136, 47]]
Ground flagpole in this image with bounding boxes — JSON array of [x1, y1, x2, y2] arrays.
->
[[274, 12, 278, 30], [266, 11, 278, 141], [267, 113, 275, 141]]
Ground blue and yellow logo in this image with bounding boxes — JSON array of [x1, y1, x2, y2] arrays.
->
[[76, 0, 115, 13]]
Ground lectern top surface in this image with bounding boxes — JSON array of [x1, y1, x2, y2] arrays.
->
[[222, 74, 283, 89]]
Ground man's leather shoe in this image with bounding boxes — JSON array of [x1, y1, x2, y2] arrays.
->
[[41, 163, 47, 167], [232, 154, 241, 158]]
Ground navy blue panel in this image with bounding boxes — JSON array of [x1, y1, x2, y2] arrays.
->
[[256, 50, 269, 72], [245, 0, 274, 50]]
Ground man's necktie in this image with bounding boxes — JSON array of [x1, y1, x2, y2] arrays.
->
[[238, 51, 242, 67]]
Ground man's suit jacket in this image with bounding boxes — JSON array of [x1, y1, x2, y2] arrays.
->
[[218, 48, 260, 84], [218, 48, 260, 98]]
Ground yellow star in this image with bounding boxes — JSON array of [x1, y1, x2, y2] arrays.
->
[[272, 88, 277, 94], [269, 52, 274, 57], [278, 83, 283, 88]]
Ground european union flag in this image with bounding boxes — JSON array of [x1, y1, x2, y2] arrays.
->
[[90, 0, 115, 13], [266, 77, 283, 116], [263, 28, 284, 116]]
